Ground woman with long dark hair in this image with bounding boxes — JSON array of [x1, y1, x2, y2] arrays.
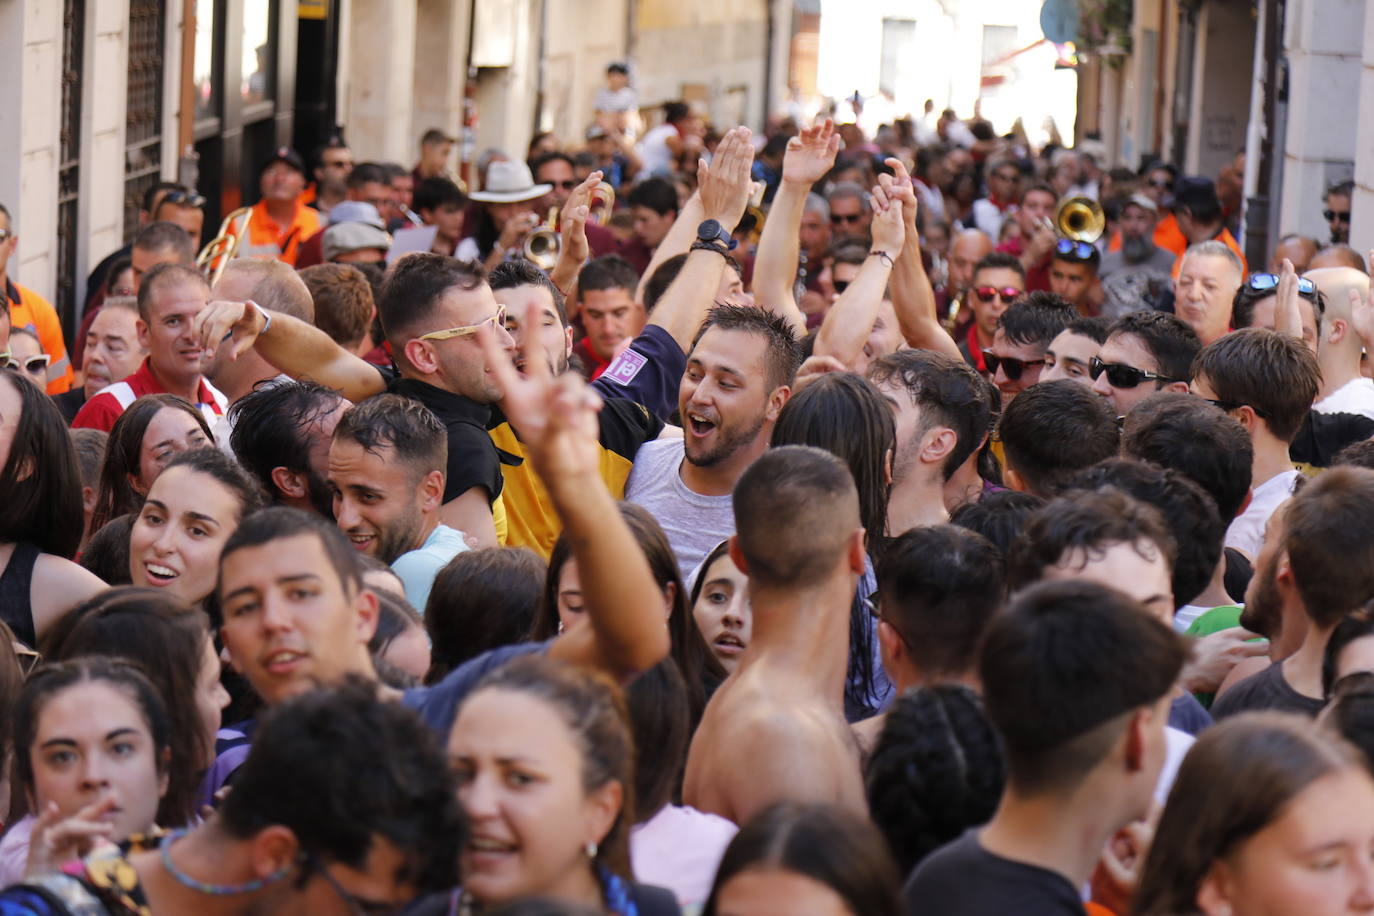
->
[[0, 372, 106, 646]]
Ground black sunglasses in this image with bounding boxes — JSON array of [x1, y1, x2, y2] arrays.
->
[[831, 213, 865, 225], [833, 279, 850, 294], [1324, 209, 1352, 224], [1055, 238, 1097, 261], [1149, 179, 1173, 190], [1088, 356, 1178, 389], [549, 180, 578, 190], [982, 350, 1046, 381]]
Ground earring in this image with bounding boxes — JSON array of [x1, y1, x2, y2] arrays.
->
[[585, 841, 598, 859]]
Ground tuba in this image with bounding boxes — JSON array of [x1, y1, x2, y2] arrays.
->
[[196, 207, 253, 287], [1054, 196, 1106, 244], [522, 182, 617, 271]]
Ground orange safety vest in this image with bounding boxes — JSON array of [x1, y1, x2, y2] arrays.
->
[[236, 199, 321, 267], [6, 279, 73, 394]]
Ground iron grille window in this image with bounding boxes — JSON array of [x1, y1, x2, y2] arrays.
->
[[57, 0, 85, 330], [124, 0, 165, 244]]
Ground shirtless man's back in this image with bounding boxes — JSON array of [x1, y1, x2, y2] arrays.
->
[[681, 446, 869, 825]]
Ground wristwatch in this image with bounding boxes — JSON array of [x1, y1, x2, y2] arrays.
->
[[696, 219, 738, 251]]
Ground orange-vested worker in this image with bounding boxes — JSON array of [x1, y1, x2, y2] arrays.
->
[[0, 205, 73, 393], [236, 148, 321, 267]]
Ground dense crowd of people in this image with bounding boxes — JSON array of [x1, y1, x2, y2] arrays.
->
[[3, 76, 1374, 914]]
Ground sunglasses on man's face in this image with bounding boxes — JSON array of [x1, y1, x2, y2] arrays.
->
[[1149, 179, 1173, 190], [1325, 209, 1352, 224], [1088, 356, 1176, 389], [982, 350, 1046, 381], [1199, 395, 1270, 419], [833, 279, 850, 294], [973, 286, 1022, 304], [831, 213, 864, 226], [547, 180, 578, 191]]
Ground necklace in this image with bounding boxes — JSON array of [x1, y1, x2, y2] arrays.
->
[[159, 828, 292, 896]]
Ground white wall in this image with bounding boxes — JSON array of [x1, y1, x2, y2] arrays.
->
[[1352, 0, 1374, 258], [0, 1, 64, 298], [1184, 0, 1253, 179], [1279, 0, 1365, 242], [79, 0, 131, 307]]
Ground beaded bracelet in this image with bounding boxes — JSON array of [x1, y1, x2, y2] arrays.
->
[[869, 250, 895, 268]]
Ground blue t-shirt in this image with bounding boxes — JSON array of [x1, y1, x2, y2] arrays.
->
[[392, 524, 469, 613], [403, 642, 549, 736]]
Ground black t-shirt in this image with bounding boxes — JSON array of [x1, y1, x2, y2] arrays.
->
[[1210, 660, 1325, 721], [904, 831, 1085, 916], [385, 374, 518, 504], [592, 323, 687, 423]]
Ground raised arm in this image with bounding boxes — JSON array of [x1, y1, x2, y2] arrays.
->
[[195, 300, 385, 404], [644, 128, 757, 351], [752, 120, 838, 336], [812, 188, 904, 368], [550, 170, 605, 297], [880, 158, 963, 360], [479, 304, 669, 680]]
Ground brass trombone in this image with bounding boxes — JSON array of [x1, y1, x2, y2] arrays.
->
[[522, 182, 616, 271], [196, 207, 253, 287], [1054, 196, 1106, 244]]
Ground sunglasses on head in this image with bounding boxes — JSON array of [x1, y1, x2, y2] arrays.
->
[[981, 350, 1046, 381], [973, 285, 1022, 304], [0, 352, 50, 375], [160, 190, 206, 209], [1055, 238, 1097, 261], [1088, 356, 1177, 389], [1324, 209, 1352, 224], [1245, 272, 1318, 300]]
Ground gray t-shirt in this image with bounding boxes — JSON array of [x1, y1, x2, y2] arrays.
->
[[626, 438, 734, 580]]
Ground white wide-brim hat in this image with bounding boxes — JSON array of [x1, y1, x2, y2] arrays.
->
[[469, 160, 552, 203]]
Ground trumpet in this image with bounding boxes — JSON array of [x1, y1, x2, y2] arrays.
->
[[524, 208, 561, 272], [521, 182, 617, 271], [1054, 196, 1105, 244], [196, 207, 252, 287]]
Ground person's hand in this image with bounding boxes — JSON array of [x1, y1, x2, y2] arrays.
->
[[1091, 814, 1157, 914], [194, 299, 267, 362], [782, 119, 840, 187], [477, 302, 602, 482], [1274, 257, 1304, 339], [25, 799, 117, 878], [1181, 628, 1269, 694], [880, 157, 921, 236], [794, 354, 849, 390], [696, 127, 756, 229], [498, 210, 542, 251], [1026, 220, 1057, 262], [868, 185, 906, 256], [1348, 254, 1374, 345], [560, 170, 604, 265]]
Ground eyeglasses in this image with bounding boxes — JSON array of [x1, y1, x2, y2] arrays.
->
[[973, 286, 1023, 304], [417, 305, 507, 341], [1055, 238, 1097, 261], [1088, 356, 1178, 389], [1245, 272, 1319, 301], [831, 213, 865, 225], [1324, 209, 1352, 224], [549, 180, 578, 190], [1199, 396, 1270, 419], [160, 190, 206, 209], [982, 350, 1046, 381], [307, 853, 402, 916], [1149, 179, 1174, 190], [0, 352, 51, 375]]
